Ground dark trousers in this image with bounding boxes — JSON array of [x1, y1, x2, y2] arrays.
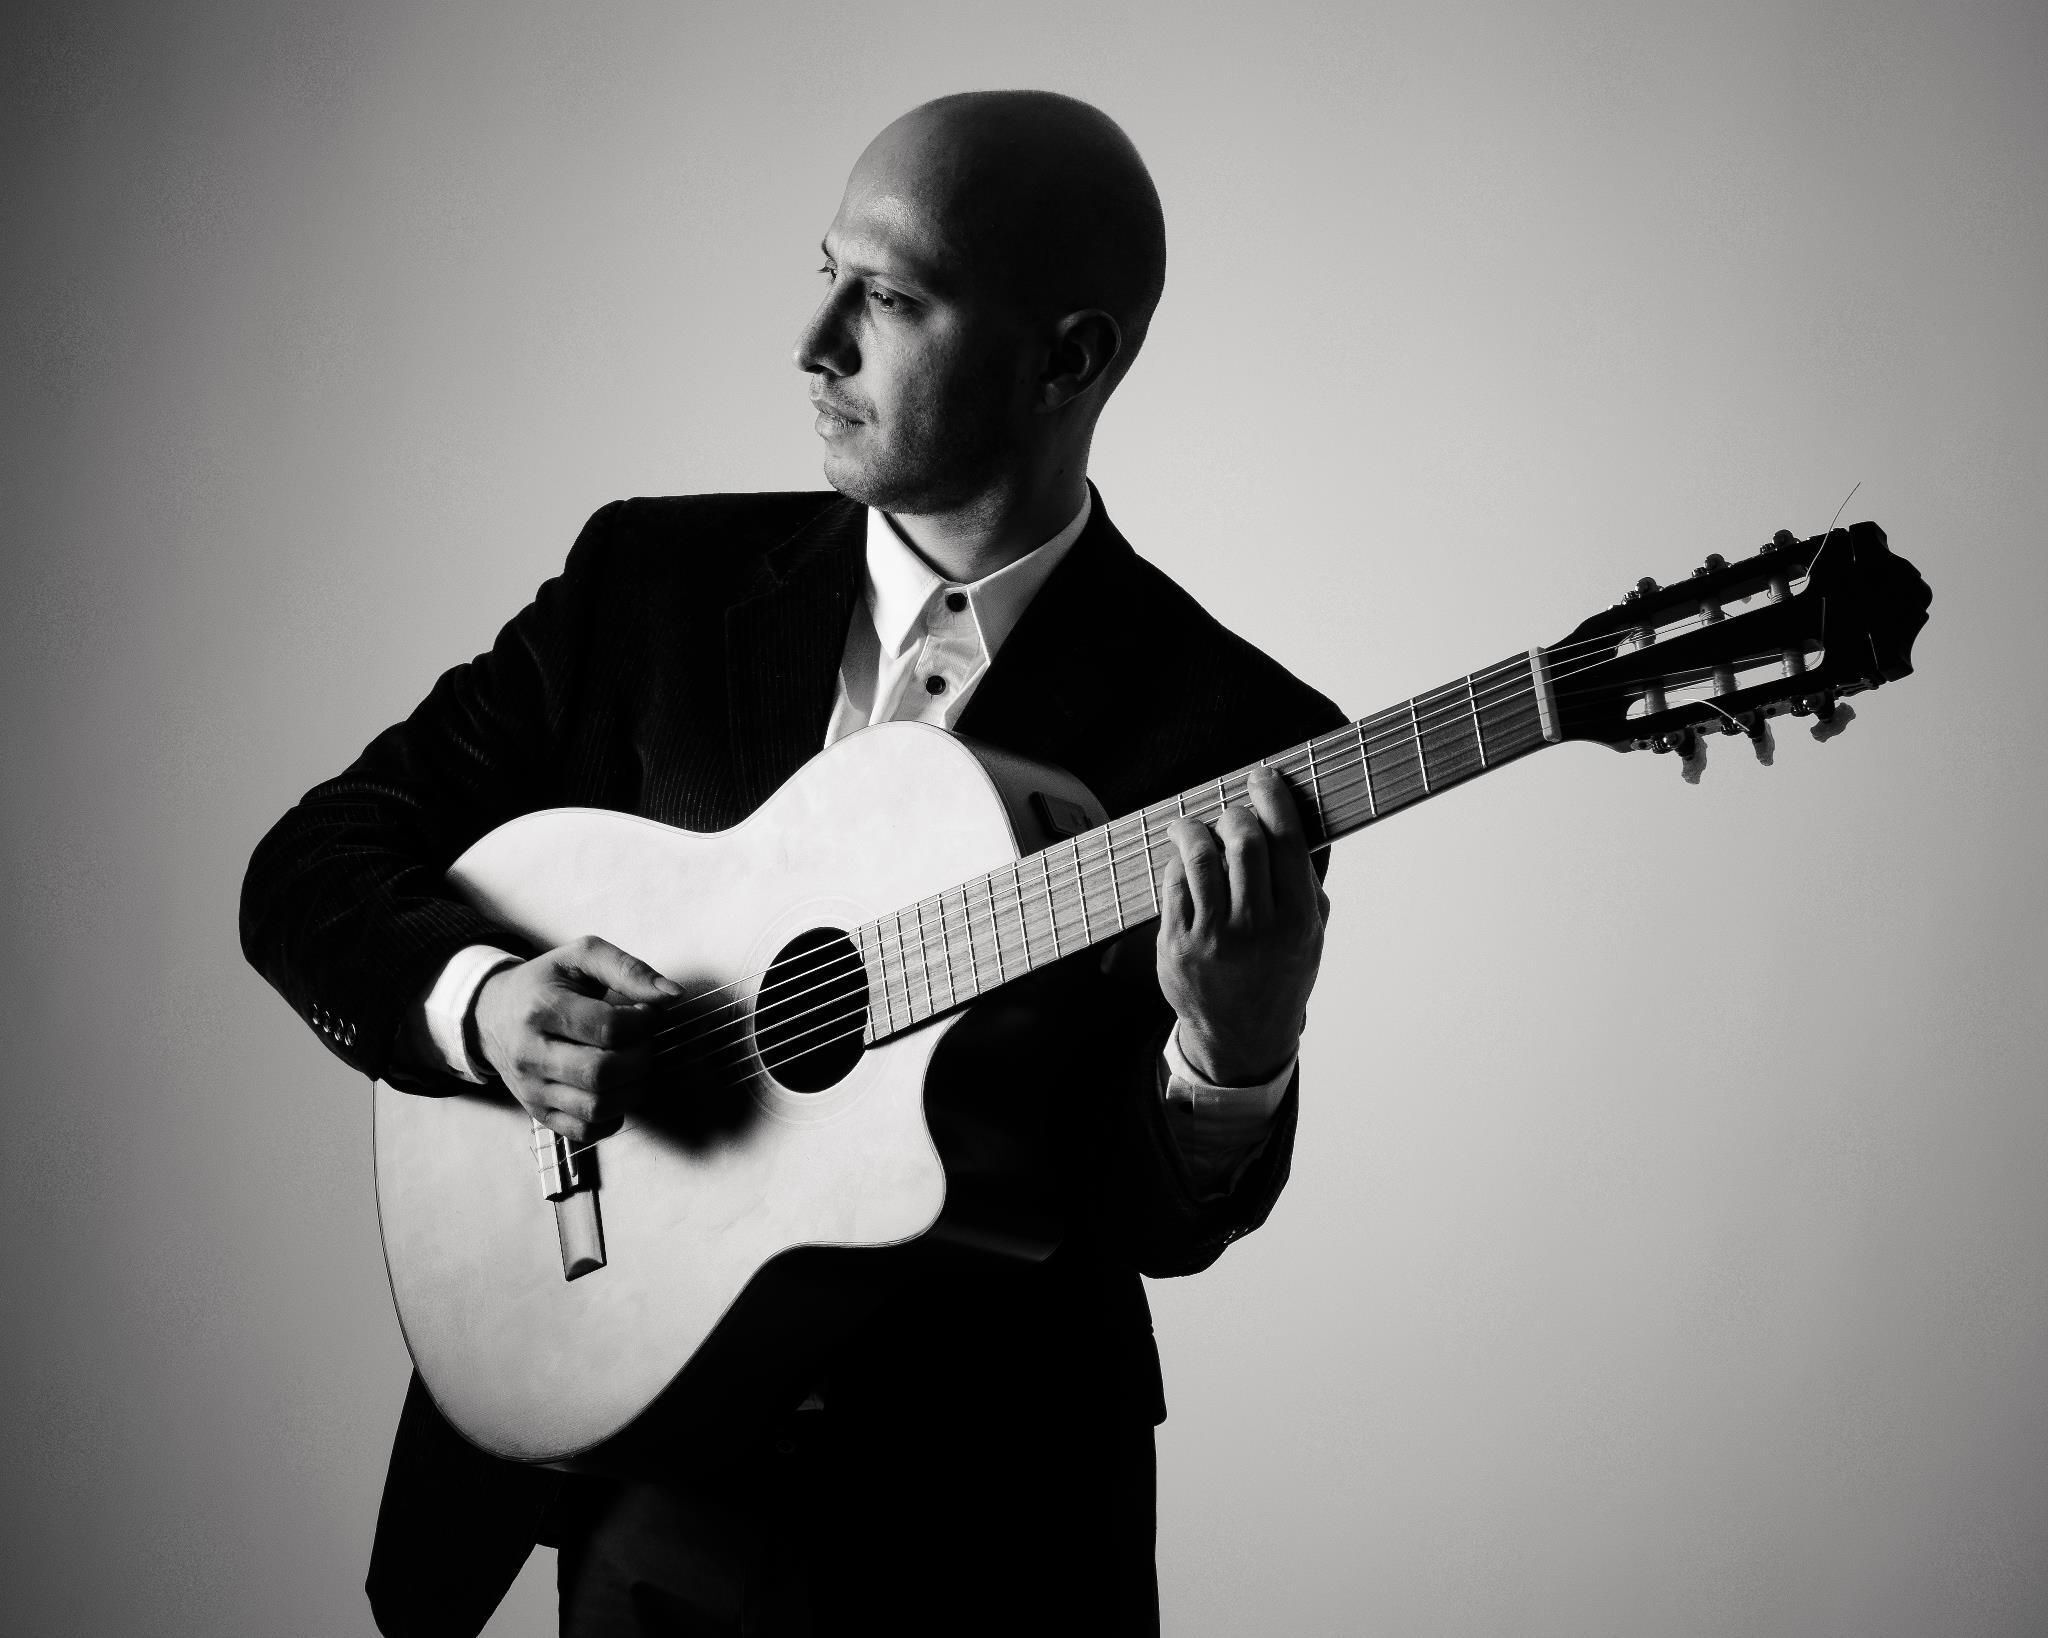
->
[[556, 1400, 1160, 1637]]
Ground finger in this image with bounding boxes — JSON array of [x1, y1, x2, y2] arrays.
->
[[533, 1079, 600, 1126], [1248, 766, 1319, 921], [544, 991, 655, 1049], [535, 1036, 651, 1096], [539, 1109, 591, 1145], [1168, 818, 1226, 934], [560, 935, 683, 1003], [1215, 805, 1272, 927], [1158, 847, 1191, 942]]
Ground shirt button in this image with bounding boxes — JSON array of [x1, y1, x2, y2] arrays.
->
[[945, 592, 967, 613], [925, 675, 946, 695]]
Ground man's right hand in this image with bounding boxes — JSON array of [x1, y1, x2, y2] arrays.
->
[[471, 935, 682, 1143]]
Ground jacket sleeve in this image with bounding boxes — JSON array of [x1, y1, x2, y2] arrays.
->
[[238, 502, 622, 1091], [1072, 871, 1316, 1281], [1073, 674, 1348, 1279]]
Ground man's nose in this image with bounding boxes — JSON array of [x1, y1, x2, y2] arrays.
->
[[792, 293, 855, 377]]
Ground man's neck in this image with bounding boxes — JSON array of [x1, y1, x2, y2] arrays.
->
[[885, 468, 1089, 584]]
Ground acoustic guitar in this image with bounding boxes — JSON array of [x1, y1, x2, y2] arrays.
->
[[374, 520, 1928, 1468]]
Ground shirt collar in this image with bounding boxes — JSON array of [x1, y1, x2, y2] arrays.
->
[[863, 490, 1093, 661]]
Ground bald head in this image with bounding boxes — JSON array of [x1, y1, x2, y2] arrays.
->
[[853, 91, 1167, 383], [796, 92, 1164, 555]]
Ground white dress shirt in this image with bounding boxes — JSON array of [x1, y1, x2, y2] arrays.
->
[[418, 493, 1292, 1196]]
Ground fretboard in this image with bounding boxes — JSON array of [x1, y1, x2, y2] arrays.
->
[[857, 648, 1561, 1043]]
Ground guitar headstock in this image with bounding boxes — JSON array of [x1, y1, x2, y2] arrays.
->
[[1545, 521, 1929, 776]]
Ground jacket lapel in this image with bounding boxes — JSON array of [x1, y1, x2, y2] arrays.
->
[[725, 495, 865, 812], [957, 485, 1133, 779]]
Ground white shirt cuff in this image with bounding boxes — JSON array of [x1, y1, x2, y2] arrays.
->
[[1160, 1022, 1296, 1200], [421, 944, 522, 1082]]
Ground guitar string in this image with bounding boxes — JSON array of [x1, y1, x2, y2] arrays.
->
[[531, 609, 1824, 1162], [617, 589, 1782, 1054], [535, 711, 1473, 1158], [633, 617, 1729, 1055], [675, 730, 1500, 1080], [615, 605, 1732, 1040], [602, 704, 1720, 1129], [620, 631, 1805, 1100], [636, 613, 1799, 1068], [639, 683, 1531, 1063], [643, 626, 1810, 1097]]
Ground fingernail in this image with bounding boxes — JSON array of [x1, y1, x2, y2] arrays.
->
[[654, 976, 683, 996]]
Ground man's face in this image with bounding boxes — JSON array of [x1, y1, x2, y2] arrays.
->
[[793, 156, 1034, 514]]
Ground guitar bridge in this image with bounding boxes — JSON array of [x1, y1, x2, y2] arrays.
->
[[533, 1121, 606, 1281]]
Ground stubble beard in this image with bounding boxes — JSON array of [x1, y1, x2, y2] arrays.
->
[[823, 357, 1021, 520]]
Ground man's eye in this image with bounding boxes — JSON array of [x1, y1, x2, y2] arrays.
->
[[869, 287, 899, 311]]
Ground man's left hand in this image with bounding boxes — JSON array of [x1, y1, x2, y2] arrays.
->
[[1157, 765, 1330, 1085]]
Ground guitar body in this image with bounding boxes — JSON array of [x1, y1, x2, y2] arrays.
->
[[373, 723, 1103, 1469]]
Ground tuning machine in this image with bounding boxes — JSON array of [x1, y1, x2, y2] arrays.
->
[[1809, 695, 1857, 742], [1743, 714, 1776, 766], [1670, 726, 1708, 784]]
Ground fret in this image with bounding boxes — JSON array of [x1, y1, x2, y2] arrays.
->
[[1103, 826, 1125, 930], [1009, 861, 1032, 971], [878, 926, 899, 1037], [1466, 673, 1488, 768], [880, 909, 905, 1023], [1041, 851, 1061, 959], [983, 873, 1006, 985], [860, 924, 884, 1035], [1304, 738, 1324, 838], [1357, 719, 1376, 818], [1364, 706, 1422, 816], [936, 901, 953, 1010], [1417, 679, 1485, 792], [1072, 842, 1093, 944], [854, 926, 879, 1041], [954, 886, 980, 998], [912, 901, 936, 1019], [1138, 818, 1160, 917], [876, 923, 902, 1036], [927, 897, 952, 1013], [1409, 699, 1430, 795]]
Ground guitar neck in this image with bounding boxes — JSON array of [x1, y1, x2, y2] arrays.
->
[[858, 648, 1562, 1044]]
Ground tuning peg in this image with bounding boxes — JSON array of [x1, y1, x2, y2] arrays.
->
[[1674, 727, 1708, 784], [1746, 716, 1776, 766], [1691, 553, 1728, 578], [1809, 698, 1857, 743]]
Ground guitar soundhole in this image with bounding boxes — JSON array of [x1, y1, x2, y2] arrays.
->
[[755, 926, 869, 1092]]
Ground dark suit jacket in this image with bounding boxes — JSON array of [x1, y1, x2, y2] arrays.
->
[[240, 488, 1346, 1636]]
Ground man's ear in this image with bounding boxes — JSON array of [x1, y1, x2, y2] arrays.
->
[[1037, 309, 1123, 411]]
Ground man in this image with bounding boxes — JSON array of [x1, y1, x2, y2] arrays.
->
[[242, 91, 1346, 1635]]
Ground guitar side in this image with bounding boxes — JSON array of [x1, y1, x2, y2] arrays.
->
[[373, 724, 1102, 1468]]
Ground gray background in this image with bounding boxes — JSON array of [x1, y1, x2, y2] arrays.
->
[[6, 2, 2045, 1633]]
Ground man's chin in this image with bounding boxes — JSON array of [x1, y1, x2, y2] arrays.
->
[[822, 454, 979, 517], [821, 451, 905, 511]]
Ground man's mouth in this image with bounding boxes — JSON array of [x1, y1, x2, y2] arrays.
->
[[810, 393, 863, 428]]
